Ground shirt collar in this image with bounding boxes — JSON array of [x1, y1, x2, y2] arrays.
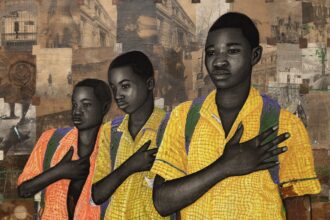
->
[[199, 87, 262, 138], [200, 87, 262, 119], [117, 107, 166, 134]]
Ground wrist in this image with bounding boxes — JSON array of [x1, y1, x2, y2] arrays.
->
[[53, 163, 66, 180], [122, 160, 136, 176], [213, 158, 231, 179]]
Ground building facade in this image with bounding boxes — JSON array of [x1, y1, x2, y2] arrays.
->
[[116, 0, 196, 108]]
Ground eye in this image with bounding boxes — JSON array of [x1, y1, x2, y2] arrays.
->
[[206, 50, 215, 57], [72, 103, 77, 108], [228, 48, 241, 54], [121, 84, 130, 89], [110, 86, 117, 93], [82, 103, 92, 108]]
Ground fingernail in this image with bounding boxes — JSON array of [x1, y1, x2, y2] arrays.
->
[[272, 125, 278, 131], [238, 122, 242, 128], [285, 133, 290, 138]]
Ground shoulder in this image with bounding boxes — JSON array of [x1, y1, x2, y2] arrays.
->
[[38, 128, 57, 142], [171, 100, 193, 118], [279, 108, 309, 142], [100, 121, 111, 132], [279, 109, 303, 127]]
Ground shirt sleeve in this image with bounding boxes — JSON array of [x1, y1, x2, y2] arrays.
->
[[278, 110, 321, 198], [17, 129, 56, 186], [151, 102, 190, 181], [92, 122, 111, 184]]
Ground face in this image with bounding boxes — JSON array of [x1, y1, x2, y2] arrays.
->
[[205, 28, 259, 89], [72, 86, 104, 130], [109, 66, 151, 114]]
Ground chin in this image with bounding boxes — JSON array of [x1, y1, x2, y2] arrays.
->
[[212, 80, 232, 89], [120, 107, 131, 114], [74, 124, 84, 130], [122, 105, 138, 114]]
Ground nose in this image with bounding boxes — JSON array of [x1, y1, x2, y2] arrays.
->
[[115, 91, 124, 101], [73, 105, 83, 116], [213, 54, 229, 69]]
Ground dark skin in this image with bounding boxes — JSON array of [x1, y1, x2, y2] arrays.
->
[[18, 86, 109, 220], [153, 28, 307, 218], [92, 66, 158, 205]]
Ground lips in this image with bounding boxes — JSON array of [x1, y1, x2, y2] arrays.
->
[[211, 70, 231, 80], [117, 101, 128, 108], [73, 117, 83, 124]]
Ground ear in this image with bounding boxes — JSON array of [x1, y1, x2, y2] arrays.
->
[[146, 77, 154, 90], [102, 103, 111, 115], [251, 45, 263, 66]]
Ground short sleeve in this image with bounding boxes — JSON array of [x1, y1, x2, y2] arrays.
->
[[151, 102, 190, 181], [17, 129, 56, 186], [92, 122, 111, 184], [278, 110, 321, 198]]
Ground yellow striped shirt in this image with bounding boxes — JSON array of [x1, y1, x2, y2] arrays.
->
[[152, 88, 320, 220], [93, 107, 169, 220]]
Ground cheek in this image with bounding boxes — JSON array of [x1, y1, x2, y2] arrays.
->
[[86, 107, 102, 117], [230, 57, 248, 70], [205, 58, 213, 69]]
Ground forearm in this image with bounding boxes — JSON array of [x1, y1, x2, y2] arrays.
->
[[18, 166, 63, 198], [284, 195, 311, 220], [92, 161, 133, 205], [153, 159, 228, 217]]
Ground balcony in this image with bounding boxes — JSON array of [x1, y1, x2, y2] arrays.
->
[[1, 32, 37, 51]]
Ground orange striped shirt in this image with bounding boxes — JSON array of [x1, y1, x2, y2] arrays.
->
[[18, 127, 101, 220]]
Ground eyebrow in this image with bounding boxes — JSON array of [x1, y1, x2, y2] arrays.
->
[[205, 42, 242, 50], [205, 45, 214, 50], [118, 79, 130, 84], [227, 43, 242, 47], [81, 98, 92, 102]]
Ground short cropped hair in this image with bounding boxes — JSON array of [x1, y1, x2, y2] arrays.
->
[[208, 12, 259, 49], [74, 78, 112, 106], [108, 51, 154, 81]]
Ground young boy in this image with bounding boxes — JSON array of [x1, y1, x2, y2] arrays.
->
[[17, 79, 111, 220], [152, 13, 320, 220], [92, 51, 169, 219]]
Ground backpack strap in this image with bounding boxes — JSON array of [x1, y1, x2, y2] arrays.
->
[[260, 94, 281, 184], [156, 111, 171, 148], [185, 97, 206, 154], [40, 127, 73, 210], [100, 116, 124, 220], [110, 116, 125, 171]]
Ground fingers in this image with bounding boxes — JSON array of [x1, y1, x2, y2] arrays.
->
[[257, 124, 279, 143], [137, 140, 152, 152], [147, 148, 158, 156], [260, 133, 290, 151], [256, 161, 279, 171], [227, 123, 244, 145], [260, 146, 288, 162], [63, 146, 74, 161]]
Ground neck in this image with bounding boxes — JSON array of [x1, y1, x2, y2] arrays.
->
[[216, 77, 251, 112], [129, 93, 154, 127], [77, 125, 100, 156]]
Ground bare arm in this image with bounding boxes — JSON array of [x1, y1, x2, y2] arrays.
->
[[92, 141, 157, 205], [18, 163, 64, 197], [284, 195, 311, 220], [18, 147, 89, 198], [153, 125, 290, 216]]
